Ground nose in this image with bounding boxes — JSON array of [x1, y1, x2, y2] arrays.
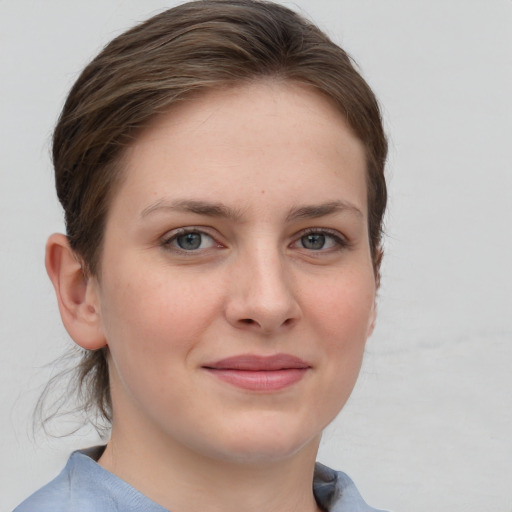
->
[[225, 245, 301, 334]]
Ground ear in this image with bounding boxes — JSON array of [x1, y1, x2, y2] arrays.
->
[[45, 233, 106, 350], [367, 300, 377, 338]]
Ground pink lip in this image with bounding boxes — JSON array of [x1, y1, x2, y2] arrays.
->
[[202, 354, 310, 391]]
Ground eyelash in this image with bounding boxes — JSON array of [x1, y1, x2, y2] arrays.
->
[[160, 227, 350, 254], [293, 228, 350, 252], [160, 227, 220, 253]]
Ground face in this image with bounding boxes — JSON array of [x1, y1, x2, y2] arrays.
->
[[91, 81, 376, 464]]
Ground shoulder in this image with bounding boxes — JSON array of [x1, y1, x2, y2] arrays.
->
[[314, 462, 390, 512], [13, 447, 103, 512], [13, 446, 167, 512], [14, 463, 76, 512]]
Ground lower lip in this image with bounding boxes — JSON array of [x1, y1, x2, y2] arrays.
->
[[204, 368, 308, 391]]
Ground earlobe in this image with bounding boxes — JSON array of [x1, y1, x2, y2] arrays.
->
[[45, 233, 107, 350]]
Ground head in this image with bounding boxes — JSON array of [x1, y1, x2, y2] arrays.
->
[[47, 0, 387, 432]]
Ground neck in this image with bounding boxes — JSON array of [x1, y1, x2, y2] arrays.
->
[[99, 423, 323, 512]]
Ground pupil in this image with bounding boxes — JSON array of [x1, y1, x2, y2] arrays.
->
[[177, 233, 202, 250], [302, 234, 325, 250]]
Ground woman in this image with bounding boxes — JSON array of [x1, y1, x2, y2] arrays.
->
[[15, 1, 388, 511]]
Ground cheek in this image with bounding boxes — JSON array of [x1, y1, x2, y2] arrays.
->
[[98, 263, 223, 366], [97, 268, 223, 414], [304, 268, 374, 390], [288, 270, 375, 434], [304, 269, 375, 344]]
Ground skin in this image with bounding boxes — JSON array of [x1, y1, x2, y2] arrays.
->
[[46, 80, 376, 512]]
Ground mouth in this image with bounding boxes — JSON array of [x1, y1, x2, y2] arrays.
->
[[202, 354, 311, 392]]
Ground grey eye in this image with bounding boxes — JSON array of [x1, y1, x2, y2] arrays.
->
[[176, 233, 204, 250], [301, 234, 326, 250], [163, 229, 217, 252]]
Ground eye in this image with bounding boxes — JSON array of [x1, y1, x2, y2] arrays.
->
[[292, 229, 347, 252], [163, 229, 218, 252], [301, 233, 329, 250]]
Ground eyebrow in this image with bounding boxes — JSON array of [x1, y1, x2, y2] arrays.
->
[[140, 198, 363, 222], [285, 200, 363, 222], [140, 199, 245, 221]]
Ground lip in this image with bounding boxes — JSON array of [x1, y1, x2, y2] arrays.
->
[[202, 354, 311, 392]]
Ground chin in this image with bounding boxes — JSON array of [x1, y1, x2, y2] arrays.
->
[[202, 417, 322, 465]]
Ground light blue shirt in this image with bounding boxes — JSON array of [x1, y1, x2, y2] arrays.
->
[[14, 446, 388, 512]]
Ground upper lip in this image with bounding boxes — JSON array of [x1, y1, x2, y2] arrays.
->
[[203, 354, 311, 371]]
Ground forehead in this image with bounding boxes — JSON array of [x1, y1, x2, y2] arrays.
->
[[112, 80, 368, 220]]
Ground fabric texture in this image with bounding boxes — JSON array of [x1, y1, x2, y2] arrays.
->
[[14, 446, 387, 512]]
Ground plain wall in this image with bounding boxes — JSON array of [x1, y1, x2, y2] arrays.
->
[[1, 1, 511, 510]]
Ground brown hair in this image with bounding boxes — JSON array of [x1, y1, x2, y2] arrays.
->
[[50, 0, 387, 429]]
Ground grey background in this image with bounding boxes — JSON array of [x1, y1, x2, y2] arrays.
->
[[1, 1, 511, 510]]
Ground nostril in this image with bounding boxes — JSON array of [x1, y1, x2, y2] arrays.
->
[[239, 317, 294, 328]]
